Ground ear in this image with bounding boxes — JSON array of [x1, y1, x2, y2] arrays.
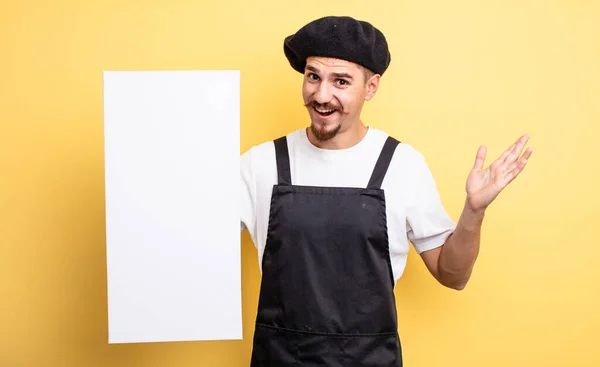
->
[[364, 74, 381, 101]]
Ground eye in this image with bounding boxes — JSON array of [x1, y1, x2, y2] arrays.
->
[[336, 79, 349, 86], [307, 73, 319, 81]]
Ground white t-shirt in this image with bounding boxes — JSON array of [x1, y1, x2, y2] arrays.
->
[[240, 126, 456, 283]]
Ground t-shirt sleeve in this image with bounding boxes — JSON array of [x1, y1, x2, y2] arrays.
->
[[240, 149, 256, 238], [406, 151, 456, 254]]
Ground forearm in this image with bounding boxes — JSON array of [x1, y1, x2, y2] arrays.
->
[[438, 200, 484, 290]]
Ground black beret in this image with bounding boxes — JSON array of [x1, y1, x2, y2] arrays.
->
[[283, 16, 391, 76]]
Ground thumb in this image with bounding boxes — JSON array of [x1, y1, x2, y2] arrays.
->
[[473, 145, 486, 171]]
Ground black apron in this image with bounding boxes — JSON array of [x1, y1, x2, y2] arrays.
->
[[250, 134, 402, 366]]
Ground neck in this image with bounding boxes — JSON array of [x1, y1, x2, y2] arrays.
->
[[307, 121, 369, 150]]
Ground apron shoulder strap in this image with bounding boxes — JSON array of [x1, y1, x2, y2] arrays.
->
[[273, 136, 292, 185], [367, 136, 400, 189]]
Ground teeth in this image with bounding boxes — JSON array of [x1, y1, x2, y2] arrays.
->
[[316, 108, 334, 113]]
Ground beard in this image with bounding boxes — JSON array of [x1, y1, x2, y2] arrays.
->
[[310, 121, 342, 141], [304, 100, 344, 141]]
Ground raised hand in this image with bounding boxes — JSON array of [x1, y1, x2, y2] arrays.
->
[[465, 134, 533, 213]]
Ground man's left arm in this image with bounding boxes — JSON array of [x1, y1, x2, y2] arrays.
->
[[420, 201, 483, 290], [421, 134, 533, 290]]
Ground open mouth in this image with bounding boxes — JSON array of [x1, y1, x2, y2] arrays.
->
[[313, 107, 337, 118]]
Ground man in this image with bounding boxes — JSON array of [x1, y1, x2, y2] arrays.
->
[[240, 15, 532, 366]]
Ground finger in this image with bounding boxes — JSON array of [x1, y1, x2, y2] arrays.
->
[[503, 165, 524, 185], [503, 147, 532, 181], [493, 142, 517, 169], [503, 134, 530, 166], [492, 133, 527, 169], [505, 146, 533, 171], [473, 145, 487, 171], [521, 146, 533, 161]]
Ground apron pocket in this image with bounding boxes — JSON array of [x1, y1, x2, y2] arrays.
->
[[253, 323, 401, 367], [295, 331, 346, 366], [343, 332, 402, 366], [251, 323, 299, 366]]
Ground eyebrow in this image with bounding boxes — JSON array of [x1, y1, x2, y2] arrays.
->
[[305, 65, 354, 80]]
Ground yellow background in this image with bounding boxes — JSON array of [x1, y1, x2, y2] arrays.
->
[[1, 0, 599, 366]]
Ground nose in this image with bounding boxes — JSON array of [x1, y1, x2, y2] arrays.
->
[[313, 81, 333, 104]]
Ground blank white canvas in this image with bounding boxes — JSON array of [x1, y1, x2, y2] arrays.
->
[[103, 70, 241, 344]]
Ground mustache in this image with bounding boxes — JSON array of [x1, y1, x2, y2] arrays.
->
[[304, 100, 343, 112]]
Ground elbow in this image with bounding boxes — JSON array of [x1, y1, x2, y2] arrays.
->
[[436, 263, 474, 291], [438, 274, 470, 291], [449, 281, 468, 291]]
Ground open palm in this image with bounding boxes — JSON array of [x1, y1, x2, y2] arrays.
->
[[466, 134, 533, 213]]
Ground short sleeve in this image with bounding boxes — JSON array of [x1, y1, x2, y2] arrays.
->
[[240, 149, 256, 238], [406, 152, 456, 254]]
